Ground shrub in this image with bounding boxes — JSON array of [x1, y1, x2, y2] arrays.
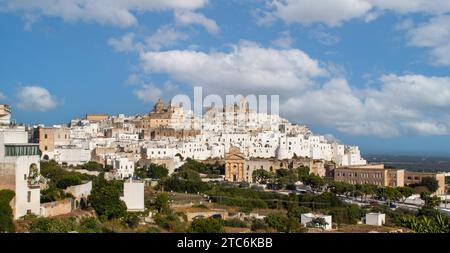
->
[[250, 218, 268, 231], [0, 190, 15, 233], [28, 217, 78, 233], [188, 218, 224, 233], [223, 218, 248, 228]]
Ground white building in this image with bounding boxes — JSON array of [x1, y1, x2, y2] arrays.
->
[[365, 213, 385, 226], [0, 125, 41, 219], [301, 213, 333, 230], [113, 157, 135, 179], [54, 147, 91, 166], [121, 179, 144, 212]]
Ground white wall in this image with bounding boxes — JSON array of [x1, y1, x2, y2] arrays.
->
[[121, 180, 144, 212]]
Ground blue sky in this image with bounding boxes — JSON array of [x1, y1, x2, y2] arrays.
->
[[1, 0, 450, 156]]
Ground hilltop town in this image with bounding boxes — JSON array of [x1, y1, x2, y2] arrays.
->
[[0, 101, 449, 233]]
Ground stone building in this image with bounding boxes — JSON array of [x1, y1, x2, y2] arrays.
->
[[334, 164, 405, 187], [224, 146, 245, 182], [142, 127, 200, 140], [34, 126, 70, 160], [137, 99, 185, 130], [404, 171, 446, 195], [85, 114, 109, 122]]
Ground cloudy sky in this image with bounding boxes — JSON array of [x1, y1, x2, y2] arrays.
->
[[1, 0, 450, 156]]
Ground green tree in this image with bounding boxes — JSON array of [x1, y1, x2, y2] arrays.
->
[[421, 177, 439, 193], [264, 212, 304, 233], [252, 169, 275, 184], [136, 164, 169, 179], [147, 164, 169, 179], [83, 161, 106, 172], [302, 175, 325, 193], [296, 165, 310, 181], [420, 192, 441, 209], [188, 218, 224, 233], [287, 206, 312, 219], [56, 175, 82, 189], [89, 180, 127, 220], [397, 186, 413, 204], [179, 169, 202, 181], [0, 190, 15, 233], [155, 192, 171, 214]]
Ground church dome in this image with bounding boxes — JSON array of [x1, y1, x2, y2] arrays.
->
[[153, 99, 165, 113]]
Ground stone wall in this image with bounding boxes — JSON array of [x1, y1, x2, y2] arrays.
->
[[40, 198, 74, 217]]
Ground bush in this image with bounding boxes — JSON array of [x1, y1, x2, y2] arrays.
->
[[146, 226, 161, 233], [28, 217, 78, 233], [250, 218, 268, 231], [223, 218, 248, 228], [287, 206, 312, 219], [154, 213, 185, 232], [78, 217, 103, 233], [160, 177, 211, 193], [40, 186, 72, 203], [179, 159, 224, 175], [56, 175, 82, 189], [325, 205, 365, 225], [0, 190, 15, 233], [188, 218, 224, 233], [136, 164, 169, 179], [124, 213, 141, 228], [264, 213, 304, 233]]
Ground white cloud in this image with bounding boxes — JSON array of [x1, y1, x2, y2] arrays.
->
[[369, 0, 450, 15], [265, 0, 450, 27], [23, 13, 39, 31], [17, 86, 57, 112], [271, 31, 294, 49], [146, 26, 188, 51], [134, 81, 180, 103], [2, 0, 209, 27], [281, 74, 450, 137], [127, 73, 141, 85], [134, 84, 163, 103], [108, 33, 143, 53], [174, 10, 220, 34], [271, 0, 372, 27], [406, 15, 450, 66], [0, 92, 5, 100], [139, 41, 327, 94], [308, 29, 340, 45], [108, 26, 188, 53]]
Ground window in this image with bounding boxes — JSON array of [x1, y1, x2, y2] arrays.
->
[[45, 146, 48, 151], [24, 174, 27, 180], [44, 134, 48, 139], [27, 191, 31, 203], [5, 145, 40, 156]]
